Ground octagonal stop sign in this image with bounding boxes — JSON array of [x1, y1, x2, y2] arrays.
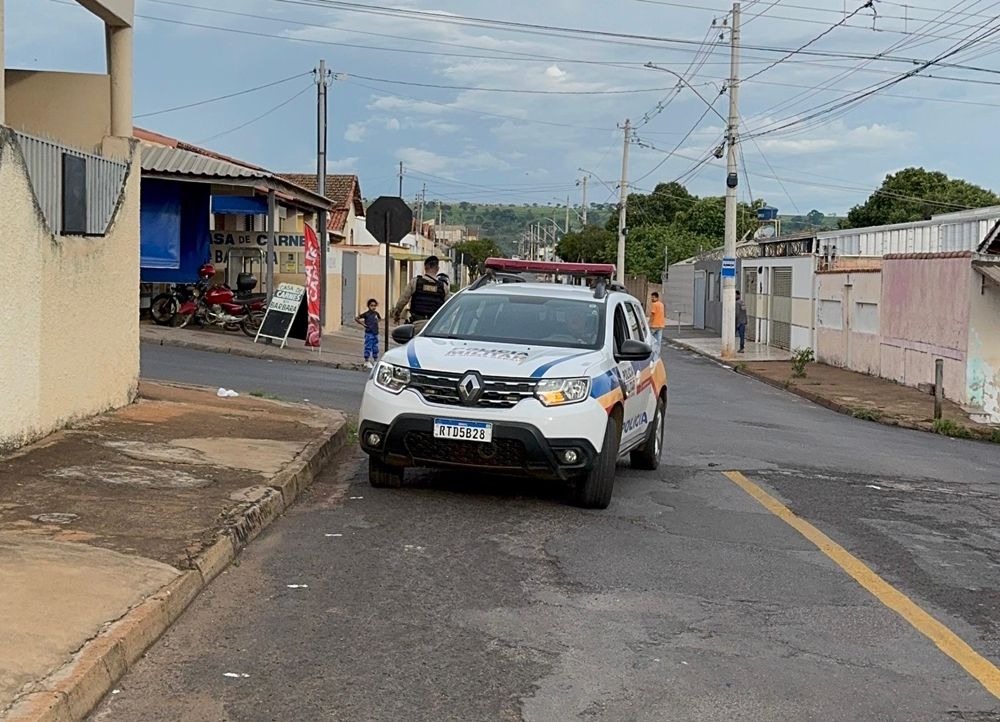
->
[[366, 196, 413, 245]]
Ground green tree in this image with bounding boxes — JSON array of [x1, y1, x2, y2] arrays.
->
[[452, 238, 504, 279], [555, 225, 615, 264], [605, 181, 695, 233], [843, 167, 1000, 228]]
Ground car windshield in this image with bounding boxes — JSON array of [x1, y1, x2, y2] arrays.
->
[[422, 293, 604, 350]]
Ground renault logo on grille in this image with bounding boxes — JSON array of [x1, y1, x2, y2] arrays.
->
[[457, 372, 483, 405]]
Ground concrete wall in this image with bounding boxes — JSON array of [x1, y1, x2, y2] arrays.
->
[[5, 71, 111, 152], [815, 270, 882, 376], [966, 273, 1000, 421], [880, 255, 971, 404], [0, 131, 139, 452], [746, 256, 814, 350]]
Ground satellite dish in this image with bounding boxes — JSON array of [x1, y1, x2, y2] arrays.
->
[[755, 224, 776, 240]]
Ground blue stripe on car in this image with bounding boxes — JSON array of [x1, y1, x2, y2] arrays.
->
[[407, 343, 421, 369], [589, 369, 619, 398], [530, 352, 589, 379]]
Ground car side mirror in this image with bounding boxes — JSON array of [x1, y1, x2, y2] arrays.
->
[[616, 339, 652, 362], [392, 325, 416, 344]]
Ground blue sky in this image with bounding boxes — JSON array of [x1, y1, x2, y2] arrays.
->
[[11, 0, 1000, 214]]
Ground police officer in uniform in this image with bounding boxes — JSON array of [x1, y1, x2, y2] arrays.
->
[[392, 255, 449, 330]]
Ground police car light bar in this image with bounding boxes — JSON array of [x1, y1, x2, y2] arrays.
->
[[483, 258, 616, 277]]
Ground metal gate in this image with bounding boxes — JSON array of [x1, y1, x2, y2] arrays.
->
[[693, 270, 706, 329], [743, 268, 758, 342], [341, 252, 359, 326], [770, 266, 793, 349]]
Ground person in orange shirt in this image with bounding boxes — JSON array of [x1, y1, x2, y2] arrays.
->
[[648, 291, 666, 347]]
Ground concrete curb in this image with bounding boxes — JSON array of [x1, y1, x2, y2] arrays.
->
[[0, 408, 349, 722], [140, 328, 367, 372], [666, 338, 934, 436]]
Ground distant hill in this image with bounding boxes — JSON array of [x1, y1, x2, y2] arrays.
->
[[777, 212, 844, 234], [432, 202, 615, 254]]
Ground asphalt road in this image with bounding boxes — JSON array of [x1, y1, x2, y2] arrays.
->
[[93, 343, 1000, 721]]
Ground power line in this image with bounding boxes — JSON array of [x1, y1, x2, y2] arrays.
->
[[196, 83, 313, 144], [134, 72, 311, 118], [344, 73, 678, 96], [742, 1, 877, 83]]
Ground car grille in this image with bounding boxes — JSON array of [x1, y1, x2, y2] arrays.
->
[[403, 431, 526, 469], [408, 370, 537, 409]]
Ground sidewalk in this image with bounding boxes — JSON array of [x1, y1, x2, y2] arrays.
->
[[0, 382, 347, 722], [665, 328, 999, 442], [140, 322, 371, 370]]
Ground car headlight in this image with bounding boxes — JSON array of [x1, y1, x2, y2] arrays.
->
[[374, 362, 411, 394], [536, 377, 591, 407]]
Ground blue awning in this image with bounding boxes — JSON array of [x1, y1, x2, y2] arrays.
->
[[211, 195, 268, 215]]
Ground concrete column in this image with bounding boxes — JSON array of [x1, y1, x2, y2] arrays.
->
[[106, 24, 133, 137], [1, 0, 6, 125]]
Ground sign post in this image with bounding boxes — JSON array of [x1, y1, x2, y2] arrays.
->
[[366, 196, 414, 352], [722, 257, 736, 279], [254, 283, 307, 349]]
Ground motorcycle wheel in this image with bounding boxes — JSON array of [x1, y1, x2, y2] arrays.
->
[[241, 311, 264, 338], [150, 294, 178, 326], [223, 321, 242, 333]]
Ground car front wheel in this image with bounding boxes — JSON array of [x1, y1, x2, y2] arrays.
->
[[572, 415, 620, 509]]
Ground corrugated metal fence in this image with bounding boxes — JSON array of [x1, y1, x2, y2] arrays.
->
[[13, 130, 129, 236]]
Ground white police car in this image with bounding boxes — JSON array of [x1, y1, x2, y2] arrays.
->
[[358, 259, 668, 509]]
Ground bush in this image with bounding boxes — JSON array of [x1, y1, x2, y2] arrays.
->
[[790, 347, 815, 378]]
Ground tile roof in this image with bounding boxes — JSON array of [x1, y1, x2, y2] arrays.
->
[[277, 173, 362, 214], [329, 208, 349, 236]]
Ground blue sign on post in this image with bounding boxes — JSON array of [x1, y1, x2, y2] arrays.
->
[[721, 257, 736, 278]]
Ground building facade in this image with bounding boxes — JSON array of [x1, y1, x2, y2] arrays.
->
[[2, 0, 141, 451]]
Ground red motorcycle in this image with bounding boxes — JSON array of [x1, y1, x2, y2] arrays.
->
[[177, 264, 267, 337]]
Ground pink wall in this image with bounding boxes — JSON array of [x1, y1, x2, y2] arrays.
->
[[880, 256, 972, 403], [815, 271, 881, 375]]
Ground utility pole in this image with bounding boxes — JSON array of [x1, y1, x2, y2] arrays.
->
[[565, 196, 570, 234], [721, 3, 741, 359], [417, 183, 426, 246], [616, 119, 631, 285], [398, 161, 404, 198], [577, 175, 589, 226], [315, 59, 330, 326]]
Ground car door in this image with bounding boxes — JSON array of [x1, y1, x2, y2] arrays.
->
[[625, 301, 658, 438], [613, 302, 648, 448]]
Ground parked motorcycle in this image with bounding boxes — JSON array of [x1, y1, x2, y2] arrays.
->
[[149, 282, 200, 326], [175, 265, 266, 337]]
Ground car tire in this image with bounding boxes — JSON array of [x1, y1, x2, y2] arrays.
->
[[368, 456, 404, 489], [630, 396, 665, 471], [572, 415, 620, 509]]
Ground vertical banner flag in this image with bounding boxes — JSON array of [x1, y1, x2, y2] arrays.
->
[[303, 223, 322, 348]]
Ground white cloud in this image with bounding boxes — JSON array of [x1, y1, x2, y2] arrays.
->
[[344, 122, 368, 143], [385, 118, 402, 131], [397, 146, 511, 176], [328, 157, 359, 172], [545, 65, 567, 80], [754, 123, 916, 155]]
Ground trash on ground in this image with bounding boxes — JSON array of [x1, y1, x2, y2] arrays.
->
[[866, 484, 883, 490], [30, 512, 79, 524], [223, 672, 250, 679], [286, 584, 309, 589], [349, 496, 364, 500], [216, 388, 240, 398], [325, 533, 343, 538]]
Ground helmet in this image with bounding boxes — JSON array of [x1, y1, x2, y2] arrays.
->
[[198, 263, 216, 279]]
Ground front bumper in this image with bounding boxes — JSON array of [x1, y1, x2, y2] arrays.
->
[[359, 414, 599, 481]]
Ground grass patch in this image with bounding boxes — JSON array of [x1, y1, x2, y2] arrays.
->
[[734, 362, 747, 373], [932, 418, 973, 439], [249, 391, 281, 401], [989, 428, 1000, 444], [851, 407, 883, 422], [346, 420, 359, 444]]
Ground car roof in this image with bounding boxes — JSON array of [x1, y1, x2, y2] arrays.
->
[[464, 281, 638, 304]]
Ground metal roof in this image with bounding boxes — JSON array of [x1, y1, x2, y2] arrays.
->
[[141, 143, 266, 179]]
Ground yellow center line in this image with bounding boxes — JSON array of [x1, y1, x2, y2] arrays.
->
[[723, 470, 1000, 700]]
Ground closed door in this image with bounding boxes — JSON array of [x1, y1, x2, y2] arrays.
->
[[770, 267, 793, 349], [743, 268, 758, 342], [693, 271, 706, 329], [341, 252, 359, 326]]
